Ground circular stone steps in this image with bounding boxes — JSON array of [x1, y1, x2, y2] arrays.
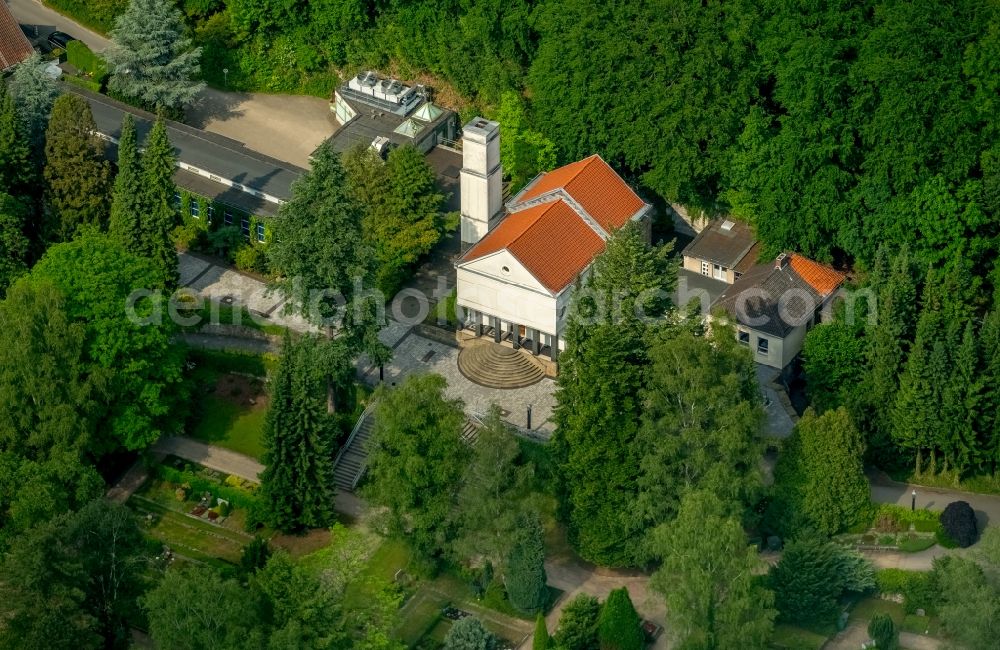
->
[[457, 343, 546, 389]]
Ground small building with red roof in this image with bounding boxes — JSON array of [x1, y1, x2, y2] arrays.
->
[[455, 117, 652, 362], [0, 2, 33, 73]]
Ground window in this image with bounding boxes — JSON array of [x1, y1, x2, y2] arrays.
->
[[256, 223, 265, 243], [700, 260, 710, 276], [240, 217, 250, 238], [190, 201, 199, 218], [207, 205, 215, 223], [738, 330, 750, 346], [757, 337, 769, 356], [173, 192, 181, 209], [713, 264, 725, 281], [224, 210, 233, 226]]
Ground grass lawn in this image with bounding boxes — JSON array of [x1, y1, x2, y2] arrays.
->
[[129, 496, 251, 568], [848, 596, 942, 640], [188, 373, 268, 459], [769, 624, 828, 650]]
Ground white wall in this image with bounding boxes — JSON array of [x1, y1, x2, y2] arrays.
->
[[456, 251, 561, 335]]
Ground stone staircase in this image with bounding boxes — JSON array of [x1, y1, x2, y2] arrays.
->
[[333, 407, 484, 493], [456, 342, 546, 389], [333, 406, 376, 492]]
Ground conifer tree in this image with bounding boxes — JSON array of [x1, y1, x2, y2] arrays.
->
[[943, 322, 981, 474], [42, 95, 112, 241], [864, 248, 917, 458], [533, 613, 550, 650], [105, 0, 205, 110], [596, 588, 644, 650], [0, 194, 31, 296], [139, 119, 179, 287], [505, 514, 548, 614], [109, 115, 145, 254], [892, 306, 940, 476], [0, 84, 31, 197], [981, 309, 1000, 470], [260, 334, 339, 531]]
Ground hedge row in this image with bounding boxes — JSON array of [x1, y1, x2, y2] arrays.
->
[[61, 74, 103, 94], [66, 40, 108, 82], [153, 463, 262, 512]]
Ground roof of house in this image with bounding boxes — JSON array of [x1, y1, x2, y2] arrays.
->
[[0, 4, 34, 72], [682, 218, 757, 269], [65, 85, 305, 204], [512, 155, 646, 232], [712, 255, 845, 337], [460, 200, 605, 294]]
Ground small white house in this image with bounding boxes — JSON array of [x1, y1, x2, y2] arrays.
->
[[455, 117, 652, 361]]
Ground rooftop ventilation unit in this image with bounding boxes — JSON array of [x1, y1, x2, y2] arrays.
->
[[721, 219, 735, 231]]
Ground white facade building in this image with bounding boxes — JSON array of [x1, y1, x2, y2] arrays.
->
[[455, 118, 652, 361]]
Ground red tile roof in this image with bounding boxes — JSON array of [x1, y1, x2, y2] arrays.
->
[[461, 200, 605, 293], [0, 4, 33, 72], [789, 253, 845, 297], [514, 155, 646, 232]]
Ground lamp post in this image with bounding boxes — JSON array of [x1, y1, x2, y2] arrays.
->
[[911, 489, 917, 512], [222, 68, 229, 88], [527, 404, 532, 430]]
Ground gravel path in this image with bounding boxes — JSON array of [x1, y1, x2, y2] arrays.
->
[[154, 436, 264, 482], [180, 332, 278, 355]]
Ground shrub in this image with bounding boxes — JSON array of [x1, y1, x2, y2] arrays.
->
[[239, 536, 270, 575], [207, 225, 244, 259], [153, 464, 261, 511], [771, 537, 873, 626], [60, 74, 103, 93], [172, 221, 207, 251], [868, 613, 897, 650], [940, 501, 977, 548], [875, 569, 934, 615], [233, 244, 268, 275], [505, 515, 548, 614], [596, 588, 643, 650], [443, 616, 496, 650], [534, 613, 550, 650]]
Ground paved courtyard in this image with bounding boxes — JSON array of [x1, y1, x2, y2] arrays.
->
[[359, 329, 558, 436], [178, 252, 315, 333]]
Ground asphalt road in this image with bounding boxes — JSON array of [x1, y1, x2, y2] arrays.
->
[[8, 0, 111, 52], [869, 469, 1000, 530]]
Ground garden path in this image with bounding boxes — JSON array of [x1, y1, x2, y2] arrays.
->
[[869, 469, 1000, 531], [154, 436, 264, 482]]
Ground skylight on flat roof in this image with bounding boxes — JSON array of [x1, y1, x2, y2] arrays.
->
[[721, 220, 735, 231]]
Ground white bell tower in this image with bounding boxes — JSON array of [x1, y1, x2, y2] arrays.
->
[[460, 117, 503, 246]]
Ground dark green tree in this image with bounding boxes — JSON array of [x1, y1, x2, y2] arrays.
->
[[444, 616, 496, 650], [868, 613, 897, 650], [769, 408, 871, 537], [240, 536, 272, 576], [260, 334, 340, 531], [364, 373, 470, 562], [932, 555, 1000, 650], [454, 405, 534, 567], [552, 594, 600, 650], [0, 194, 31, 296], [770, 536, 873, 627], [504, 513, 548, 614], [553, 224, 674, 566], [0, 83, 32, 196], [534, 613, 551, 650], [108, 115, 145, 254], [650, 490, 775, 649], [596, 588, 643, 650], [8, 53, 59, 154], [634, 328, 763, 549], [42, 94, 112, 241], [801, 314, 866, 413], [139, 118, 180, 288]]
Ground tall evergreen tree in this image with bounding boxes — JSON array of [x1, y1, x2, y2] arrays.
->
[[259, 334, 339, 531], [139, 119, 179, 287], [863, 248, 917, 459], [108, 115, 145, 254], [0, 83, 31, 197], [269, 141, 381, 349], [105, 0, 205, 110], [504, 514, 548, 614], [596, 588, 643, 650], [42, 95, 112, 241], [0, 194, 31, 296], [891, 307, 938, 476], [533, 614, 551, 650], [981, 309, 1000, 470], [553, 224, 674, 566]]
